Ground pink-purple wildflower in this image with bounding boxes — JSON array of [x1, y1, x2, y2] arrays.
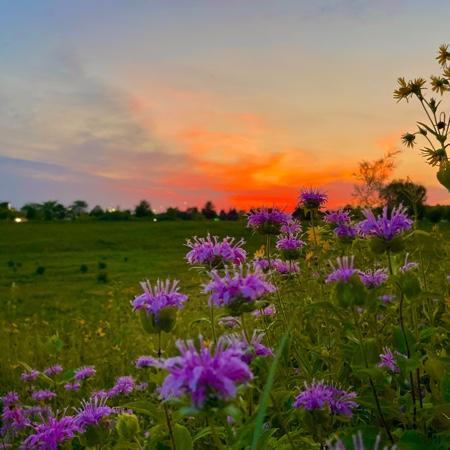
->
[[359, 205, 413, 241], [43, 365, 63, 377], [247, 208, 291, 234], [74, 366, 96, 381], [108, 376, 135, 398], [151, 337, 253, 409], [132, 279, 188, 318], [20, 416, 79, 450], [324, 209, 351, 225], [225, 331, 273, 364], [299, 189, 328, 209], [272, 259, 300, 275], [64, 382, 81, 392], [20, 370, 39, 382], [294, 380, 358, 417], [74, 398, 113, 430], [399, 253, 419, 273], [31, 390, 56, 402], [359, 269, 389, 289], [203, 266, 276, 309], [185, 234, 247, 267], [276, 235, 306, 251], [135, 356, 158, 369], [378, 348, 400, 373], [252, 305, 276, 317], [326, 256, 358, 284]]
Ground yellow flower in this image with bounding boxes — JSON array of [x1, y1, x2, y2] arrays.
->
[[254, 245, 265, 258]]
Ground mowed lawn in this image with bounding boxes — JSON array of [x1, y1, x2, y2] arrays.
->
[[0, 220, 264, 389]]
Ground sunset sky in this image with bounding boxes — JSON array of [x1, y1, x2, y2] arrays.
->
[[1, 0, 450, 211]]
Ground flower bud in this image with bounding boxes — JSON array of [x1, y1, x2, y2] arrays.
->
[[116, 413, 140, 441]]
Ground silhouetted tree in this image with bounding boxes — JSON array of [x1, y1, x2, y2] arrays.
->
[[134, 200, 154, 218], [219, 209, 227, 220], [380, 179, 427, 220], [90, 205, 104, 217], [227, 208, 240, 221], [21, 203, 43, 220], [41, 201, 67, 220], [353, 150, 398, 207], [70, 200, 89, 217], [0, 202, 15, 220], [201, 201, 217, 219]]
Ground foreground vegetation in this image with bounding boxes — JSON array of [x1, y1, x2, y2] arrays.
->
[[1, 202, 450, 449]]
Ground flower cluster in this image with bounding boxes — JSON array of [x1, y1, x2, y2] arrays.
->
[[294, 380, 358, 417], [359, 268, 389, 289], [326, 256, 358, 284], [359, 205, 413, 241], [148, 338, 253, 409], [132, 279, 188, 318], [185, 234, 247, 267], [299, 189, 328, 209], [203, 266, 276, 314], [224, 331, 273, 364], [325, 209, 358, 240], [378, 348, 400, 373], [247, 207, 291, 234], [272, 259, 300, 275]]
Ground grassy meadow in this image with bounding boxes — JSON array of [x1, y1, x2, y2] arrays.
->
[[0, 220, 264, 390]]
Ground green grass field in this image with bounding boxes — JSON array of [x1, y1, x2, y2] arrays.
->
[[0, 220, 265, 389]]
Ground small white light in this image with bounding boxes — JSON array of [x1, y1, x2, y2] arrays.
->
[[153, 218, 157, 222], [14, 217, 23, 223]]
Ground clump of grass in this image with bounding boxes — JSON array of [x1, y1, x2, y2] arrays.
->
[[79, 264, 88, 273], [98, 261, 107, 270], [97, 272, 109, 283], [35, 266, 46, 275]]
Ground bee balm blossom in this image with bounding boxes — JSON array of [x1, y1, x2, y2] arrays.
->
[[75, 398, 113, 430], [299, 189, 328, 209], [272, 259, 300, 275], [74, 366, 96, 381], [294, 380, 358, 417], [276, 236, 306, 252], [20, 370, 40, 382], [203, 266, 276, 314], [20, 416, 79, 450], [247, 207, 291, 234], [185, 234, 247, 267], [31, 390, 56, 402], [329, 431, 396, 450], [132, 279, 188, 318], [359, 269, 389, 288], [378, 347, 400, 373], [43, 365, 63, 377], [326, 256, 358, 284], [359, 205, 413, 241], [225, 331, 273, 364], [148, 337, 253, 409]]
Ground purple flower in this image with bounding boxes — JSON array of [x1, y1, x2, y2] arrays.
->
[[359, 269, 389, 289], [155, 337, 253, 409], [399, 253, 419, 273], [74, 366, 96, 381], [276, 236, 306, 251], [326, 256, 358, 284], [247, 208, 291, 234], [20, 416, 79, 450], [359, 205, 413, 241], [1, 392, 20, 407], [74, 398, 113, 430], [225, 332, 273, 364], [90, 390, 109, 401], [203, 266, 276, 309], [379, 294, 396, 304], [252, 305, 276, 317], [378, 348, 400, 373], [108, 376, 135, 398], [299, 189, 328, 209], [1, 405, 29, 435], [294, 380, 358, 417], [20, 370, 40, 382], [185, 235, 247, 267], [218, 316, 241, 329], [131, 279, 188, 318], [447, 275, 450, 281], [252, 258, 270, 272], [335, 224, 358, 239], [31, 390, 56, 402], [280, 220, 302, 234], [324, 209, 351, 225], [43, 365, 63, 377], [135, 356, 159, 369], [272, 259, 300, 275], [64, 382, 81, 392]]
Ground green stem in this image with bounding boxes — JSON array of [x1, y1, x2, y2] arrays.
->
[[163, 404, 177, 450], [310, 210, 318, 246], [386, 250, 393, 275], [207, 416, 224, 449], [353, 309, 394, 443], [210, 304, 217, 345]]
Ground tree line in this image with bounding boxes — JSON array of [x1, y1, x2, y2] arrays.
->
[[1, 179, 449, 223], [0, 200, 244, 222]]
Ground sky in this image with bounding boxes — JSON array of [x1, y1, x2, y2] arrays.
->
[[1, 0, 450, 211]]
